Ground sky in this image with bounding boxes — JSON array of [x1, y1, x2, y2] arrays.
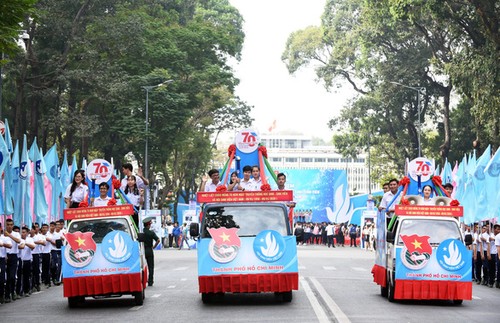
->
[[229, 0, 356, 142]]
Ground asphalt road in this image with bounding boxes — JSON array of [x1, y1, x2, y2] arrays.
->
[[1, 244, 499, 322]]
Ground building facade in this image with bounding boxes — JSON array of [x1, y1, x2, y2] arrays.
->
[[260, 134, 378, 194]]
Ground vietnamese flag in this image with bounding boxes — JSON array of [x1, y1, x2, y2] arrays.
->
[[207, 227, 241, 247], [400, 234, 432, 254], [65, 231, 97, 252]]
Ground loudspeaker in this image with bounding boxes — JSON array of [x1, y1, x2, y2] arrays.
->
[[434, 196, 451, 206], [405, 195, 422, 205]]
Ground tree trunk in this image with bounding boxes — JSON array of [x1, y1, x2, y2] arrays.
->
[[439, 85, 452, 161]]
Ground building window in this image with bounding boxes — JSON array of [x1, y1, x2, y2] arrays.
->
[[271, 157, 282, 162], [285, 140, 296, 149], [285, 157, 297, 163], [301, 158, 313, 163], [315, 158, 326, 163]]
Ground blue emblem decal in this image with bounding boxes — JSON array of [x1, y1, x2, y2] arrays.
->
[[436, 239, 467, 271], [253, 230, 285, 263], [101, 231, 133, 263]]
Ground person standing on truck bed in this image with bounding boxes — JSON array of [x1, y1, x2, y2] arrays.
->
[[248, 165, 262, 191], [92, 182, 111, 207], [120, 163, 149, 191], [378, 178, 401, 219], [143, 218, 160, 287], [64, 170, 89, 208], [200, 169, 224, 192]]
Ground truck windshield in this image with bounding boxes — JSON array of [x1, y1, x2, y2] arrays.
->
[[202, 205, 288, 238], [397, 219, 462, 246], [69, 218, 132, 243]]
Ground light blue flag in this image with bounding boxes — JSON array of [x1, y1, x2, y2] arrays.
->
[[0, 133, 9, 215], [3, 150, 14, 215], [434, 164, 440, 176], [462, 152, 477, 224], [82, 157, 87, 173], [20, 135, 32, 227], [472, 145, 491, 221], [12, 141, 21, 225], [440, 158, 453, 185], [59, 151, 70, 220], [44, 144, 59, 220], [34, 147, 49, 224], [28, 136, 38, 162], [484, 146, 500, 219], [4, 118, 12, 153], [454, 156, 467, 202], [71, 154, 78, 180]]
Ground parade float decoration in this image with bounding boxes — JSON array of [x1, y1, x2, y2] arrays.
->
[[192, 129, 298, 303], [371, 157, 471, 304]]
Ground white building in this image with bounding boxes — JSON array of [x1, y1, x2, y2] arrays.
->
[[260, 134, 378, 194]]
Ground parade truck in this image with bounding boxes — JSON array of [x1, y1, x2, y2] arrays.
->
[[371, 158, 472, 304], [191, 191, 299, 303], [62, 205, 148, 307]]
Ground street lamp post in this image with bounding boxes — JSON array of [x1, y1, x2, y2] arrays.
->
[[390, 81, 426, 157], [141, 79, 173, 216]]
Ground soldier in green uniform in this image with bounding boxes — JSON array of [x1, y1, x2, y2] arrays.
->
[[143, 218, 160, 286]]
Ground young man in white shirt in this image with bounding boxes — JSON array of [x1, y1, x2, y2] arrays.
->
[[4, 219, 23, 302], [480, 224, 491, 285], [92, 182, 112, 207], [238, 165, 254, 191], [120, 163, 148, 191], [200, 169, 224, 192], [50, 220, 65, 285], [378, 179, 401, 219], [0, 224, 11, 304], [21, 227, 35, 296], [40, 223, 52, 288], [494, 224, 500, 288], [31, 224, 45, 292]]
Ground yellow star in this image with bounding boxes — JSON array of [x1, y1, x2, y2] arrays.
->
[[220, 232, 231, 242], [412, 239, 422, 249], [76, 237, 86, 247]]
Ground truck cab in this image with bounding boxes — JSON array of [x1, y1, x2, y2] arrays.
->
[[193, 192, 299, 303], [62, 205, 148, 307], [384, 214, 469, 303]]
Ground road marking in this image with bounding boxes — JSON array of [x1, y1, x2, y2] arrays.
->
[[31, 291, 44, 295], [351, 267, 367, 271], [298, 265, 306, 270], [167, 285, 176, 289], [174, 267, 189, 271], [130, 306, 143, 311], [472, 295, 481, 300], [151, 294, 161, 298], [323, 266, 336, 270], [300, 277, 330, 323], [310, 277, 351, 323], [180, 278, 187, 281]]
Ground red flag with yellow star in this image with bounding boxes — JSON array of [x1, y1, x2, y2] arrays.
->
[[400, 234, 432, 254], [207, 227, 241, 247], [65, 231, 97, 252]]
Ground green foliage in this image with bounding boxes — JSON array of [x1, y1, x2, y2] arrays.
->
[[0, 0, 36, 55]]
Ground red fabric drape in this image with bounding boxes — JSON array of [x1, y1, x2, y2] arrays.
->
[[64, 272, 143, 297], [371, 264, 386, 287], [199, 273, 299, 293], [394, 279, 472, 300]]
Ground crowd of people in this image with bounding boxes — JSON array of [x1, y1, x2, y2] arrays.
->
[[468, 223, 500, 289], [293, 222, 376, 249], [0, 219, 66, 304]]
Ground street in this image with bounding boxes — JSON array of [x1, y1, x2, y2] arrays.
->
[[1, 244, 499, 322]]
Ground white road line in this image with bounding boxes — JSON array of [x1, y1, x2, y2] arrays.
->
[[180, 278, 187, 281], [130, 306, 143, 311], [310, 277, 351, 323], [351, 267, 367, 271], [151, 294, 161, 298], [167, 285, 176, 289], [300, 277, 330, 323], [323, 266, 336, 270], [174, 267, 189, 271], [472, 295, 481, 300], [298, 265, 306, 270]]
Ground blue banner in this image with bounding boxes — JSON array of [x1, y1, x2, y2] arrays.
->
[[198, 230, 298, 276], [395, 239, 472, 282]]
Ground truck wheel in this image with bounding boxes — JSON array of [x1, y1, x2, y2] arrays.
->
[[282, 291, 293, 302], [380, 285, 388, 298], [68, 296, 83, 308], [134, 289, 145, 306], [453, 299, 463, 305], [388, 279, 395, 302], [201, 293, 214, 304]]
